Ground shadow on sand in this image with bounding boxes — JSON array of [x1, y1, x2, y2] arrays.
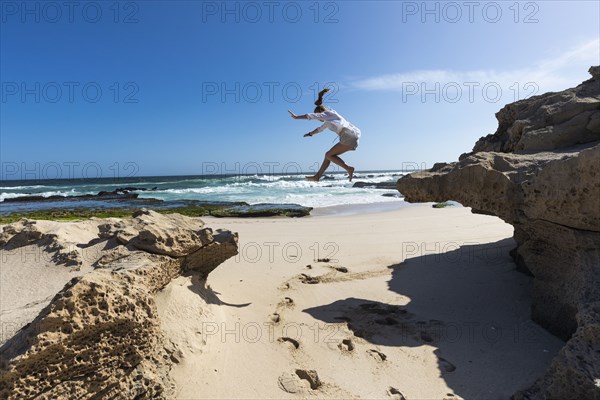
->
[[303, 238, 564, 399], [185, 273, 252, 308]]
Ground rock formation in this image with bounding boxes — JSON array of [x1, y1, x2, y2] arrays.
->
[[0, 218, 83, 267], [397, 67, 600, 399], [0, 209, 238, 399]]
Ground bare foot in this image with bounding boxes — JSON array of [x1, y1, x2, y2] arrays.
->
[[305, 175, 320, 182], [348, 167, 355, 182]]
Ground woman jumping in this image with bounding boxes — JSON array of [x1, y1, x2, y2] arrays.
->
[[288, 88, 361, 182]]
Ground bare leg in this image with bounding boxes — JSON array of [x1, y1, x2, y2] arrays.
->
[[328, 155, 355, 182], [306, 156, 330, 181], [306, 143, 354, 181]]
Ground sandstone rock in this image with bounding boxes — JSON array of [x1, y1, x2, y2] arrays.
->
[[183, 229, 239, 278], [0, 262, 177, 399], [513, 303, 600, 400], [398, 143, 599, 232], [0, 219, 83, 267], [93, 241, 141, 268], [590, 65, 600, 80], [0, 211, 238, 398], [0, 219, 43, 247], [471, 69, 599, 154], [98, 209, 212, 257], [397, 67, 600, 399]]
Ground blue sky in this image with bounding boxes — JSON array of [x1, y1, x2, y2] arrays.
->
[[1, 0, 599, 179]]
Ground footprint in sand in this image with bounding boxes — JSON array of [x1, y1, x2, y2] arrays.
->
[[278, 369, 321, 393], [439, 357, 456, 372], [269, 313, 280, 323], [278, 373, 301, 394], [330, 265, 348, 273], [387, 386, 407, 400], [299, 273, 320, 284], [278, 336, 300, 350], [338, 338, 354, 352], [295, 369, 321, 389], [278, 297, 294, 308], [367, 349, 387, 362], [279, 282, 290, 290]]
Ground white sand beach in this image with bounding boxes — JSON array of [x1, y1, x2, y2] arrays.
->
[[0, 203, 564, 399], [156, 204, 564, 399]]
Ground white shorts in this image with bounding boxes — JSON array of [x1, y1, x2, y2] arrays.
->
[[339, 128, 360, 150]]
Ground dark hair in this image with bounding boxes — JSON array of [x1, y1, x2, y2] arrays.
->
[[313, 88, 330, 113]]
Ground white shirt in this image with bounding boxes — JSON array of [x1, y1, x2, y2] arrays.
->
[[306, 109, 361, 136]]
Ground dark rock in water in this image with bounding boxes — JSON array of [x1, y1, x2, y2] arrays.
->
[[113, 187, 153, 193], [4, 191, 140, 203], [4, 188, 158, 203], [210, 203, 312, 218], [353, 181, 397, 189], [3, 195, 56, 203], [397, 66, 600, 400], [382, 193, 401, 198], [3, 187, 163, 205], [97, 191, 139, 199]]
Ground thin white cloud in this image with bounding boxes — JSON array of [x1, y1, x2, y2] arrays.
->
[[352, 38, 600, 95]]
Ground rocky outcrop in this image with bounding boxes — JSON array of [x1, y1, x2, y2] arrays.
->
[[183, 229, 239, 278], [470, 67, 599, 153], [0, 219, 83, 266], [0, 209, 238, 399], [514, 303, 600, 400], [209, 203, 312, 218], [98, 209, 214, 257], [397, 67, 600, 399]]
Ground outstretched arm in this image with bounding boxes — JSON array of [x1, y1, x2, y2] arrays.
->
[[304, 123, 328, 137], [288, 110, 309, 120]]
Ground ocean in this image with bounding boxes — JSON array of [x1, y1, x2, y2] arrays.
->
[[0, 170, 406, 215]]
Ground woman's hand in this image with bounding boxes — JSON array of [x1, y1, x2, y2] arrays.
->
[[288, 110, 299, 119]]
